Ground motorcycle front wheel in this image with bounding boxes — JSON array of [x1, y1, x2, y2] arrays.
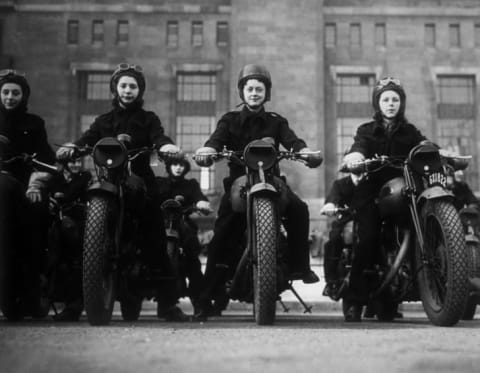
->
[[252, 196, 278, 325], [416, 200, 469, 326], [83, 195, 117, 326]]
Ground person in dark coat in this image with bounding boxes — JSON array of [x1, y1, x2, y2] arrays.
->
[[0, 69, 56, 319], [341, 77, 429, 321], [155, 157, 212, 315], [194, 64, 323, 320], [449, 170, 480, 212], [56, 63, 188, 321], [320, 174, 356, 299]]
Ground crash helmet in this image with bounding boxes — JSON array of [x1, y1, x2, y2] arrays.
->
[[109, 63, 146, 100], [0, 69, 31, 108], [237, 64, 272, 102], [372, 76, 406, 118]]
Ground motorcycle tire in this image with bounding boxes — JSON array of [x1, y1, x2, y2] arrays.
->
[[252, 196, 278, 325], [0, 212, 23, 321], [462, 242, 480, 320], [83, 195, 117, 326], [416, 200, 469, 326], [120, 297, 143, 321]]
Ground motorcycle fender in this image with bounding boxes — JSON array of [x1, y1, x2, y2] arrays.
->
[[87, 180, 118, 196], [250, 182, 277, 195], [417, 186, 453, 203], [231, 176, 247, 213]]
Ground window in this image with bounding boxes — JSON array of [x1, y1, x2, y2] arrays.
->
[[449, 24, 461, 48], [192, 21, 203, 47], [80, 72, 111, 100], [117, 20, 129, 44], [375, 23, 386, 47], [167, 21, 179, 47], [92, 20, 104, 44], [475, 24, 480, 47], [177, 74, 216, 101], [425, 24, 435, 47], [216, 21, 229, 47], [67, 20, 79, 45], [176, 72, 217, 190], [349, 23, 361, 48], [335, 74, 376, 166], [437, 75, 477, 188], [325, 23, 336, 48]]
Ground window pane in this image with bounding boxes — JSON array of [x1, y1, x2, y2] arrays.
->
[[117, 20, 129, 44], [335, 74, 376, 167], [375, 23, 386, 46], [167, 20, 178, 47], [325, 23, 336, 48], [92, 20, 104, 43], [216, 21, 228, 47], [475, 24, 480, 47], [449, 24, 460, 47], [86, 73, 111, 100], [349, 23, 361, 48], [67, 20, 79, 45], [425, 24, 435, 47], [177, 73, 216, 101], [192, 21, 203, 47]]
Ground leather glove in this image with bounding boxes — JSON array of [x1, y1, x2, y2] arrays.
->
[[56, 142, 76, 161], [26, 171, 51, 203], [298, 147, 323, 168], [194, 147, 216, 167]]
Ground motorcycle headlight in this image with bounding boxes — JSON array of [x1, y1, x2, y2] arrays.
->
[[93, 137, 128, 169], [408, 142, 442, 174], [243, 139, 277, 171]]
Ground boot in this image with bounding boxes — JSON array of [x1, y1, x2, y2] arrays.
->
[[157, 303, 190, 322]]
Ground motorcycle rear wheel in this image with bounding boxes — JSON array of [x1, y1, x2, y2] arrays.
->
[[83, 196, 117, 326], [416, 200, 469, 326], [252, 196, 278, 325]]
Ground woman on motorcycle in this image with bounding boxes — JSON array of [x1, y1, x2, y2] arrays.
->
[[194, 64, 321, 320], [56, 63, 188, 321], [341, 77, 428, 321], [155, 157, 212, 316], [0, 69, 56, 319]]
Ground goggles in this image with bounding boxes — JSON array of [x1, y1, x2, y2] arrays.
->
[[113, 63, 144, 74], [0, 69, 26, 79], [377, 77, 401, 87]]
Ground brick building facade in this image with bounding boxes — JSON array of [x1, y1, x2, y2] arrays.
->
[[1, 0, 480, 231]]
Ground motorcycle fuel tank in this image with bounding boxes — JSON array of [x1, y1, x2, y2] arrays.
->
[[377, 177, 409, 218]]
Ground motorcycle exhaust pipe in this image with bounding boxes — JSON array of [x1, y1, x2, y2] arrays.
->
[[372, 228, 411, 298]]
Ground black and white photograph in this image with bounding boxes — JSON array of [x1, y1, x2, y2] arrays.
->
[[0, 1, 479, 372]]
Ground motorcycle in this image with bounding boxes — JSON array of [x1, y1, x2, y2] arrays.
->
[[194, 139, 322, 325], [458, 205, 480, 320], [161, 195, 210, 307], [47, 161, 91, 318], [0, 152, 57, 320], [341, 141, 471, 326], [67, 134, 178, 325]]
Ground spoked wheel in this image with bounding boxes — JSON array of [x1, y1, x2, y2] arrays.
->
[[416, 201, 469, 326], [83, 196, 117, 326], [252, 196, 278, 325]]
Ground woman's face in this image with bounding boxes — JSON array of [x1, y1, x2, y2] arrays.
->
[[379, 90, 401, 119], [1, 83, 23, 110], [170, 163, 185, 177], [243, 79, 266, 109], [116, 76, 139, 106]]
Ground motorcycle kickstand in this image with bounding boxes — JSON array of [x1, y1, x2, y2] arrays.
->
[[278, 297, 290, 313], [288, 281, 313, 314]]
